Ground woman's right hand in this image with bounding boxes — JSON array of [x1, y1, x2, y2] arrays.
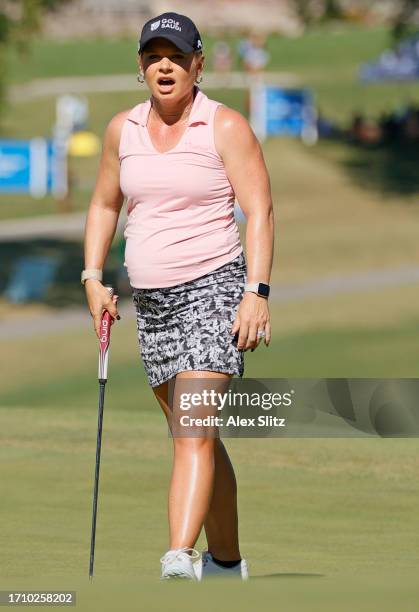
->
[[84, 279, 120, 338]]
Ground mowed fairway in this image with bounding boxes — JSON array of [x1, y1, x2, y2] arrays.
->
[[0, 401, 419, 611]]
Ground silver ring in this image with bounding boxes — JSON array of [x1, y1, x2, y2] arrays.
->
[[257, 330, 266, 338]]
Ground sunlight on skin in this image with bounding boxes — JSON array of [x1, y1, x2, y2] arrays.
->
[[154, 372, 242, 559]]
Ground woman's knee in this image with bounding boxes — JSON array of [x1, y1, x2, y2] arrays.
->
[[173, 436, 216, 454]]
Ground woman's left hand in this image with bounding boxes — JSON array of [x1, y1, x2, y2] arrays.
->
[[231, 292, 271, 351]]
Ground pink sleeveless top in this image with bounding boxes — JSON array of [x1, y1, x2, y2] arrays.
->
[[119, 87, 243, 288]]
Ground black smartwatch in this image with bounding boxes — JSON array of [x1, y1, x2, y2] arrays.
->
[[244, 282, 270, 298]]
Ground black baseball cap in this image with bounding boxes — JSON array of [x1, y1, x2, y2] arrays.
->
[[138, 12, 203, 54]]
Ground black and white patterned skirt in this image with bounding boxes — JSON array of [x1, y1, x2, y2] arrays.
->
[[131, 252, 247, 388]]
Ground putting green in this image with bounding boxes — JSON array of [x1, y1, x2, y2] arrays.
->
[[0, 404, 418, 611]]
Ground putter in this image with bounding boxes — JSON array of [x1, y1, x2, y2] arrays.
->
[[89, 285, 117, 580]]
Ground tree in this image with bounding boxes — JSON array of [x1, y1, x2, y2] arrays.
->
[[0, 0, 72, 118], [323, 0, 343, 20], [294, 0, 344, 25], [293, 1, 419, 44], [392, 0, 419, 41]]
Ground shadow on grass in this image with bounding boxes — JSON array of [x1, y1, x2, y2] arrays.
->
[[341, 140, 419, 198], [0, 239, 128, 308], [250, 572, 325, 579], [0, 238, 124, 307]]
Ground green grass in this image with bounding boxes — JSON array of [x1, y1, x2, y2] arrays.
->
[[2, 24, 392, 82], [0, 401, 418, 610], [4, 24, 419, 122], [2, 304, 419, 411], [1, 24, 419, 222], [3, 24, 419, 220], [1, 273, 419, 608]]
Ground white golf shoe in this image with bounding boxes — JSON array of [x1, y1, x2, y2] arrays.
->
[[193, 550, 249, 581], [160, 546, 200, 580]]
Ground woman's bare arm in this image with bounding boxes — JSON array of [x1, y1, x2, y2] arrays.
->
[[215, 106, 275, 350], [83, 110, 129, 337]]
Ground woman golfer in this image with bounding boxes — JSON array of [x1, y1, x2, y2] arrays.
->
[[83, 12, 274, 581]]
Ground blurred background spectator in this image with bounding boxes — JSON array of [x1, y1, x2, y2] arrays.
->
[[238, 32, 270, 75]]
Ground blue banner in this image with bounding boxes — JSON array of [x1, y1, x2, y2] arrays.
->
[[251, 85, 318, 143], [0, 139, 66, 198]]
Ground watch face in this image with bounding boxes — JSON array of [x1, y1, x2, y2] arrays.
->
[[258, 283, 270, 297]]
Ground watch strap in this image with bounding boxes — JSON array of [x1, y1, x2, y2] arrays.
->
[[244, 282, 270, 297]]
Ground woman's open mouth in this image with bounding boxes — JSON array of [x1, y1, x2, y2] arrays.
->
[[157, 77, 175, 91]]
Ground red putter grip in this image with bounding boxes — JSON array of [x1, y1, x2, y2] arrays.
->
[[98, 286, 115, 381]]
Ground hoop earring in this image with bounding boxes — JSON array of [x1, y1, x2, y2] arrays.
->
[[137, 72, 145, 83], [195, 74, 203, 84]]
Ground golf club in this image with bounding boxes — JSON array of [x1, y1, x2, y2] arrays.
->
[[89, 285, 117, 581]]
